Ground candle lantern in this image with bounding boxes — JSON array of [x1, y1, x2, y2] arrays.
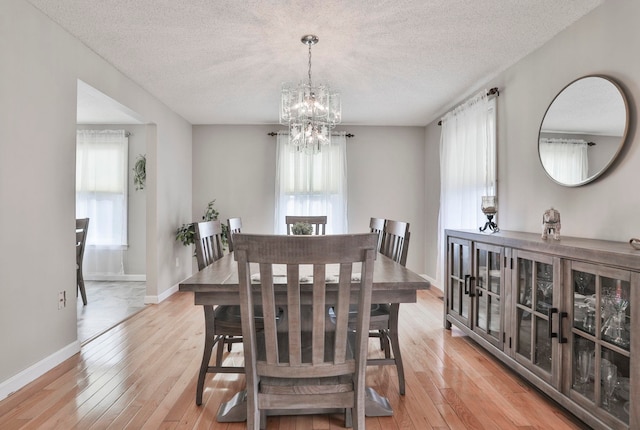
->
[[480, 195, 499, 232]]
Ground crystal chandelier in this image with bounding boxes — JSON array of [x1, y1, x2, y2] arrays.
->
[[279, 35, 341, 153]]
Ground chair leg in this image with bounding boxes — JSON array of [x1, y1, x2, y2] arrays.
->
[[344, 407, 353, 428], [196, 306, 217, 406], [227, 335, 233, 352], [389, 303, 405, 395], [260, 410, 267, 430], [77, 270, 87, 306], [378, 329, 385, 350], [382, 330, 391, 359], [246, 389, 260, 430], [215, 335, 226, 366]]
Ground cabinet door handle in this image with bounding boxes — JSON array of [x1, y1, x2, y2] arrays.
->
[[469, 276, 476, 297], [558, 311, 568, 344], [464, 274, 470, 295], [548, 308, 558, 339]]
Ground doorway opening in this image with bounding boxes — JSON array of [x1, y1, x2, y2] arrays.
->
[[76, 80, 148, 344]]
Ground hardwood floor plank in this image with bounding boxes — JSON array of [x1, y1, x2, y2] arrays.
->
[[0, 289, 589, 430], [440, 387, 487, 429]]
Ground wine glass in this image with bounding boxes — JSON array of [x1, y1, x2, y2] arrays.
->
[[602, 286, 629, 346], [576, 350, 591, 391], [537, 280, 553, 311], [601, 362, 618, 410]]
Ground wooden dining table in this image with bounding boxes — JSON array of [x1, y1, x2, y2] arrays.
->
[[179, 251, 430, 422]]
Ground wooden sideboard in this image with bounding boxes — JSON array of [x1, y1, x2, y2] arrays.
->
[[444, 229, 639, 430]]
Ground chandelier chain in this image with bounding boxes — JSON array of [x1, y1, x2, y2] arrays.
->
[[307, 42, 312, 88]]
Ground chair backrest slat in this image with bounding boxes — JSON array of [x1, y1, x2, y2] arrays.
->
[[227, 217, 242, 252], [369, 217, 385, 252], [194, 220, 224, 270], [285, 215, 327, 235]]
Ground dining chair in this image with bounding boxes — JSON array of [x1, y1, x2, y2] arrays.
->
[[369, 219, 410, 395], [194, 220, 224, 269], [234, 233, 377, 429], [367, 217, 386, 348], [285, 215, 327, 235], [226, 217, 242, 253], [194, 220, 244, 406], [75, 218, 90, 306]]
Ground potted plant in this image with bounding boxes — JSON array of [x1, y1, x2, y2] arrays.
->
[[176, 199, 229, 248], [132, 154, 146, 190], [291, 222, 313, 235]]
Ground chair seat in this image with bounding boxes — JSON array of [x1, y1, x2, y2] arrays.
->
[[329, 303, 391, 329], [213, 305, 244, 335], [214, 305, 282, 334], [368, 303, 392, 328], [256, 329, 356, 364]]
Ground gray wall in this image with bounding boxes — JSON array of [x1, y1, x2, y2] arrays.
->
[[424, 0, 640, 287], [0, 0, 192, 397], [192, 125, 427, 273]]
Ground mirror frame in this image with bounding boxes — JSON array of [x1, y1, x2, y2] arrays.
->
[[538, 74, 629, 187]]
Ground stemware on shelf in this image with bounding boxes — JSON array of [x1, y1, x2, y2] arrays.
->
[[601, 362, 618, 411]]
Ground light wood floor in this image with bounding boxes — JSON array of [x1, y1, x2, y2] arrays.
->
[[0, 287, 589, 429]]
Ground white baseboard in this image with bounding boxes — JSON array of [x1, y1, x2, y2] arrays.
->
[[85, 274, 146, 282], [144, 283, 178, 304], [0, 340, 81, 401]]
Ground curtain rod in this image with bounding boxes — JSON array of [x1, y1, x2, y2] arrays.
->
[[437, 87, 499, 126], [541, 138, 596, 146], [268, 132, 354, 138]]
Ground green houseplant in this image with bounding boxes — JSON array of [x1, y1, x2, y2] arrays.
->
[[291, 222, 313, 235], [132, 154, 146, 190], [176, 200, 229, 248]]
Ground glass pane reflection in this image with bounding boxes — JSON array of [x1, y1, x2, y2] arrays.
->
[[517, 308, 531, 360]]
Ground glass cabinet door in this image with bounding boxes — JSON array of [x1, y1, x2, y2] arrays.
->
[[567, 261, 631, 429], [512, 250, 559, 386], [473, 242, 504, 349], [446, 237, 472, 328]]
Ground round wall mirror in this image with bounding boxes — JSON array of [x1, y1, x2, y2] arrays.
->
[[538, 75, 629, 187]]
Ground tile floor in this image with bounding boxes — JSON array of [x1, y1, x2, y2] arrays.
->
[[76, 280, 147, 344]]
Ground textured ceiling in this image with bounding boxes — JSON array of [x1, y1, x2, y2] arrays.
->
[[28, 0, 603, 126]]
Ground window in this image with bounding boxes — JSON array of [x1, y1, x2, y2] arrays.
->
[[76, 129, 128, 248], [539, 138, 588, 184], [274, 132, 348, 234]]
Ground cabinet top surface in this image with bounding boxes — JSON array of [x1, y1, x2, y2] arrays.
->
[[446, 229, 640, 271]]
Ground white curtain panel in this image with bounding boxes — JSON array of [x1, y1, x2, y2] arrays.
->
[[539, 138, 588, 184], [274, 132, 348, 234], [76, 129, 128, 276], [436, 92, 497, 287]]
